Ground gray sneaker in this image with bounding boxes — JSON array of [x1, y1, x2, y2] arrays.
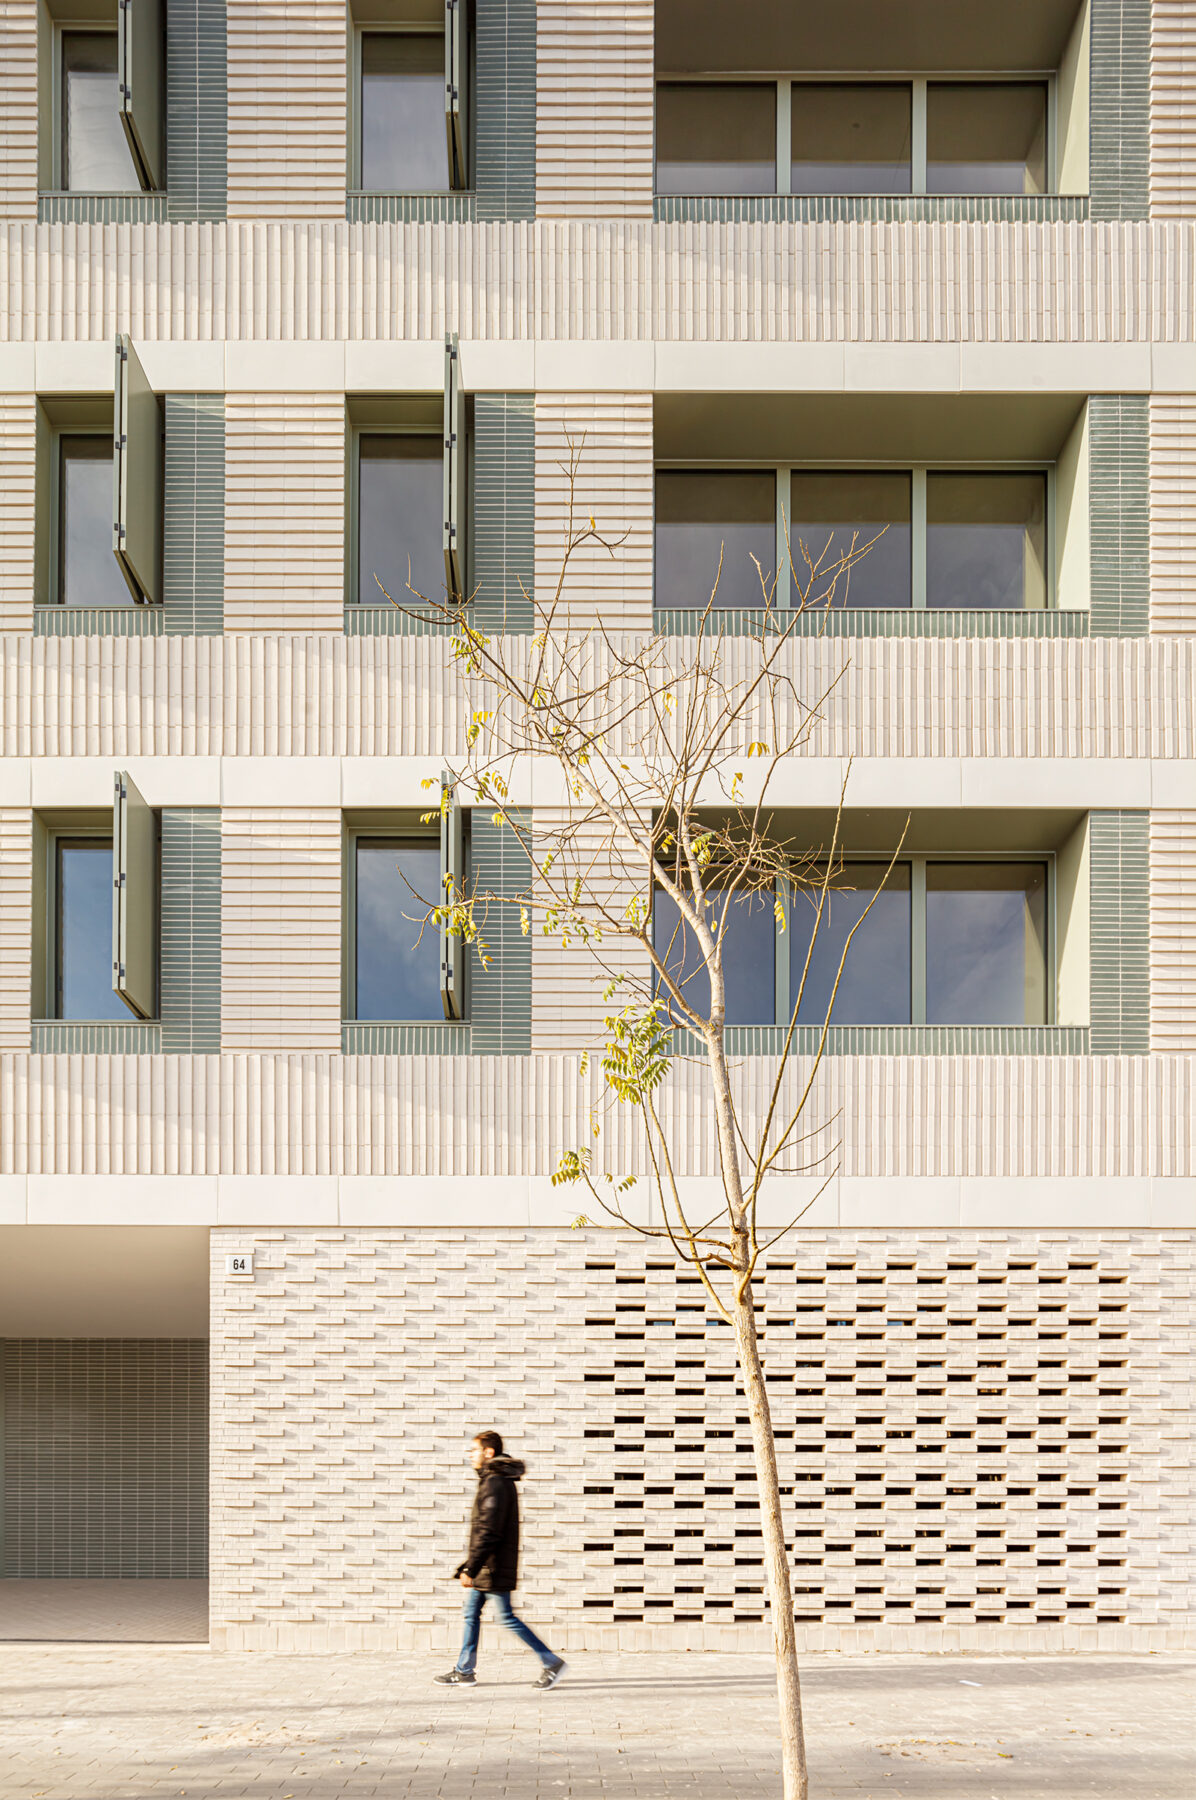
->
[[533, 1658, 566, 1690], [433, 1669, 476, 1686]]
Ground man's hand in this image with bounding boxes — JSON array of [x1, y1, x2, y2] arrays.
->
[[459, 1572, 474, 1589]]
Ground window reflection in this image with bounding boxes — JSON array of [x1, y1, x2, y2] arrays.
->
[[57, 840, 126, 1021], [927, 83, 1047, 196], [361, 33, 450, 191], [355, 839, 442, 1021], [925, 863, 1047, 1025], [61, 32, 138, 193], [790, 864, 912, 1024], [58, 437, 129, 609], [655, 83, 776, 196], [789, 472, 912, 609], [655, 471, 776, 610], [357, 435, 443, 604], [791, 84, 911, 195], [926, 472, 1047, 609], [653, 885, 776, 1026]]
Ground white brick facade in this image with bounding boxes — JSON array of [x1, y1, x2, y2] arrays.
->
[[0, 0, 1193, 1655]]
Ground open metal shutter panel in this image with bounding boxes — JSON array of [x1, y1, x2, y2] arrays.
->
[[119, 0, 165, 191], [445, 0, 466, 190], [112, 769, 157, 1020], [113, 334, 163, 604], [443, 333, 465, 606], [440, 772, 465, 1020]]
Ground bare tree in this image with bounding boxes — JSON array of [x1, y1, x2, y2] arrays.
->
[[383, 447, 903, 1800]]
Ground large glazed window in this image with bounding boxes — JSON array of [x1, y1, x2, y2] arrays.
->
[[360, 32, 450, 191], [926, 472, 1047, 610], [356, 435, 444, 605], [925, 863, 1048, 1025], [655, 471, 776, 609], [60, 31, 138, 193], [790, 84, 911, 195], [353, 838, 443, 1022], [790, 864, 913, 1025], [789, 472, 912, 608], [927, 83, 1047, 196], [653, 885, 777, 1027], [55, 839, 126, 1021], [57, 436, 129, 609], [655, 83, 776, 195]]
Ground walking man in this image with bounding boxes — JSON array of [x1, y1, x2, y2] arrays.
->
[[434, 1430, 566, 1689]]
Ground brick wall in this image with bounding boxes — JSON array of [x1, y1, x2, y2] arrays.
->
[[208, 1227, 1195, 1653]]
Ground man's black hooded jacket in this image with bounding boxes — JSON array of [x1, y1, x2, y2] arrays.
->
[[456, 1455, 525, 1593]]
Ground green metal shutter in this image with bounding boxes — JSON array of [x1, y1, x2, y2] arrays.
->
[[474, 0, 536, 222], [1089, 395, 1149, 638], [1089, 810, 1149, 1054], [1089, 0, 1150, 222], [166, 0, 228, 222], [468, 809, 531, 1053], [160, 808, 222, 1053], [470, 393, 534, 633], [163, 395, 225, 636], [119, 0, 166, 191]]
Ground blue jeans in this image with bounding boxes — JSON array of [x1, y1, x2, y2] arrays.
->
[[455, 1586, 558, 1674]]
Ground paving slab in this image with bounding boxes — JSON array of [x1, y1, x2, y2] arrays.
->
[[1, 1644, 1193, 1800]]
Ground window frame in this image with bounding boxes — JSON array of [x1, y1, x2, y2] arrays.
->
[[37, 818, 159, 1024], [654, 459, 1056, 613], [343, 819, 465, 1024], [350, 17, 471, 194], [653, 852, 1056, 1030], [49, 825, 116, 1021], [654, 72, 1058, 198], [50, 426, 132, 611]]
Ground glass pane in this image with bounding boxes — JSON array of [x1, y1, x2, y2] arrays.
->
[[355, 839, 442, 1022], [656, 83, 776, 196], [361, 33, 450, 191], [358, 436, 444, 605], [925, 863, 1048, 1025], [926, 472, 1047, 610], [59, 437, 130, 609], [789, 864, 912, 1025], [789, 472, 912, 609], [61, 32, 138, 193], [927, 83, 1047, 196], [791, 85, 911, 195], [57, 840, 126, 1021], [653, 886, 776, 1026], [655, 471, 776, 610]]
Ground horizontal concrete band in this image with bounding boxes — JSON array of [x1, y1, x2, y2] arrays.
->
[[4, 340, 1196, 396], [1, 755, 1192, 810], [1, 1174, 1191, 1228]]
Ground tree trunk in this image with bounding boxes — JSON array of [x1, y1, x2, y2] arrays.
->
[[733, 1280, 808, 1800]]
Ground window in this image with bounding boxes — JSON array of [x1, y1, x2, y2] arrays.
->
[[60, 31, 136, 192], [49, 4, 164, 194], [791, 84, 911, 196], [54, 837, 127, 1021], [658, 78, 1055, 197], [927, 83, 1047, 196], [356, 435, 444, 604], [351, 837, 443, 1021], [653, 856, 1053, 1030], [656, 83, 776, 195], [56, 436, 129, 609], [37, 771, 158, 1023], [655, 471, 776, 610], [360, 33, 450, 191], [926, 473, 1047, 610], [656, 467, 1051, 612], [791, 861, 1049, 1027], [653, 884, 777, 1026]]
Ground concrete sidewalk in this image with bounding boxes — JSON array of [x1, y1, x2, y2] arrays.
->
[[1, 1644, 1193, 1799]]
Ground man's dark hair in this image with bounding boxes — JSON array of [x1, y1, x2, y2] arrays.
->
[[474, 1429, 504, 1457]]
